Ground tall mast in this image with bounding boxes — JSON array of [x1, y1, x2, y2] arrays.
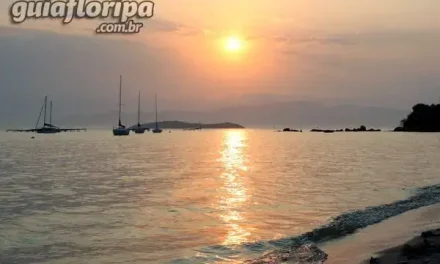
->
[[118, 75, 122, 127], [49, 101, 52, 126], [35, 103, 44, 129], [138, 90, 141, 126], [43, 96, 47, 125], [155, 93, 158, 128]]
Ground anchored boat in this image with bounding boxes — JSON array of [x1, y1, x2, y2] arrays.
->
[[113, 75, 130, 136], [134, 91, 147, 134], [152, 94, 162, 134], [7, 96, 86, 134]]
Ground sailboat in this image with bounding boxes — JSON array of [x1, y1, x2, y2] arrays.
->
[[113, 75, 130, 136], [36, 97, 59, 134], [152, 94, 163, 134], [134, 91, 146, 134], [7, 96, 86, 133]]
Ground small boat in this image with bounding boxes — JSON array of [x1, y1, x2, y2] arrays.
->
[[152, 94, 162, 134], [113, 75, 130, 136], [113, 126, 130, 136], [7, 96, 86, 134], [134, 91, 146, 134], [36, 98, 60, 134], [134, 126, 145, 134], [152, 128, 163, 134], [36, 127, 58, 134]]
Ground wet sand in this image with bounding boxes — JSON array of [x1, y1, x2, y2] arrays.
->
[[321, 203, 440, 263], [244, 204, 440, 263]]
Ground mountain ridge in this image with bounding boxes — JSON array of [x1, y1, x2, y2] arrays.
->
[[130, 121, 245, 129], [2, 101, 407, 129]]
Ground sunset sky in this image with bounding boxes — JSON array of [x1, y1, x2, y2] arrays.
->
[[0, 0, 439, 126]]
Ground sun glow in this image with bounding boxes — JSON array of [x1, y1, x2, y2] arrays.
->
[[225, 36, 243, 52]]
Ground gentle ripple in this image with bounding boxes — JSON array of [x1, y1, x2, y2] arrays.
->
[[0, 130, 440, 263]]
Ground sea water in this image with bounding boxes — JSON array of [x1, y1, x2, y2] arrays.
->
[[1, 130, 439, 263]]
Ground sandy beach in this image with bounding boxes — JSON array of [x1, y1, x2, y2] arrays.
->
[[245, 203, 440, 264], [322, 203, 440, 263]]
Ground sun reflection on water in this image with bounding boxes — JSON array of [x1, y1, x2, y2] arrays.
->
[[218, 130, 251, 246]]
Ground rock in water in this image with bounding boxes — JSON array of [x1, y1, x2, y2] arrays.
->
[[245, 244, 328, 264], [421, 229, 440, 238], [370, 256, 380, 263]]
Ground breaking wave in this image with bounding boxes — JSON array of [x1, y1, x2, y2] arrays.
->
[[172, 183, 440, 263]]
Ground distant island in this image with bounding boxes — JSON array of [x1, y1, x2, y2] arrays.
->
[[310, 125, 381, 133], [394, 103, 440, 132], [281, 128, 302, 132], [277, 125, 381, 133], [130, 121, 245, 130]]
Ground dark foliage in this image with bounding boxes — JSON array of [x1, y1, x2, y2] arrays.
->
[[395, 104, 440, 132]]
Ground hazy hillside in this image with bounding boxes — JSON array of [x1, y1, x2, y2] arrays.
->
[[4, 101, 407, 129], [130, 121, 244, 129]]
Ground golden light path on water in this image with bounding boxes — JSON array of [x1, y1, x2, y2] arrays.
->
[[218, 130, 251, 246], [2, 131, 440, 263]]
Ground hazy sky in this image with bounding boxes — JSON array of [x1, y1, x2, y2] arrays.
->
[[1, 0, 439, 124]]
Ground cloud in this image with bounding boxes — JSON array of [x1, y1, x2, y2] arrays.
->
[[276, 28, 440, 55], [295, 35, 356, 45], [135, 18, 376, 49], [139, 18, 354, 45], [240, 32, 357, 49], [145, 18, 183, 32], [0, 24, 439, 128]]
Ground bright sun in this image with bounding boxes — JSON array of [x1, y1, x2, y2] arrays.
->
[[225, 36, 243, 52]]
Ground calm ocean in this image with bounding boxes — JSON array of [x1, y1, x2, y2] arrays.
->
[[1, 130, 439, 263]]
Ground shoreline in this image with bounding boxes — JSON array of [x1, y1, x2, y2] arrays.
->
[[322, 203, 440, 263], [369, 228, 440, 264], [244, 202, 440, 263]]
